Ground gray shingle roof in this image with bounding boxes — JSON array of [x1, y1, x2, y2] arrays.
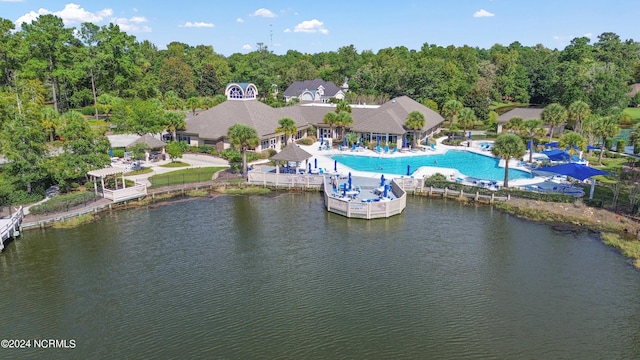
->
[[270, 144, 312, 162], [496, 108, 544, 123], [283, 78, 342, 97], [182, 96, 445, 141], [127, 134, 166, 149]]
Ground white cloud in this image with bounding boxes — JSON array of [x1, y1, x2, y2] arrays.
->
[[284, 28, 291, 33], [112, 16, 151, 33], [293, 19, 328, 34], [132, 8, 138, 12], [236, 18, 244, 23], [14, 3, 113, 26], [180, 21, 214, 28], [473, 9, 495, 18], [242, 44, 252, 50], [251, 8, 276, 18]]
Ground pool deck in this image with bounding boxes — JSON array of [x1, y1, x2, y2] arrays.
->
[[297, 138, 546, 189]]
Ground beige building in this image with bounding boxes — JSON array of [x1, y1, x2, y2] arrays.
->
[[178, 82, 445, 152]]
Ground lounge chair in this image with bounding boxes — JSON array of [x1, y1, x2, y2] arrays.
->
[[375, 146, 382, 153], [384, 145, 389, 153], [351, 144, 357, 151], [430, 143, 436, 151], [390, 148, 397, 154]]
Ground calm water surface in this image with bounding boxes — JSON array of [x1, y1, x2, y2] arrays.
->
[[1, 194, 639, 359]]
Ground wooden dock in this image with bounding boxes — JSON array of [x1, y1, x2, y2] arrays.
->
[[0, 206, 24, 251]]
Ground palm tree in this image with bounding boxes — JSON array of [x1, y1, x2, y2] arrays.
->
[[492, 133, 526, 188], [629, 124, 640, 154], [323, 112, 338, 140], [541, 103, 568, 142], [185, 97, 201, 117], [559, 131, 587, 163], [335, 111, 353, 139], [442, 99, 463, 127], [457, 108, 476, 134], [405, 110, 425, 147], [504, 116, 524, 134], [163, 111, 186, 141], [275, 117, 297, 146], [595, 115, 619, 164], [568, 100, 591, 134], [227, 123, 259, 179], [40, 106, 60, 142], [520, 118, 544, 163], [336, 100, 352, 114], [581, 114, 601, 154]]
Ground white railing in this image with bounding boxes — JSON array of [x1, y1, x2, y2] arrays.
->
[[324, 178, 407, 219], [102, 183, 147, 202], [248, 171, 325, 188], [0, 206, 24, 250]]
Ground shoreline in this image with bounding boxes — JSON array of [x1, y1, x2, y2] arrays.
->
[[14, 180, 640, 270]]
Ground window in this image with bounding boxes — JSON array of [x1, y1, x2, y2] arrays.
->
[[229, 86, 243, 99], [245, 87, 256, 99]]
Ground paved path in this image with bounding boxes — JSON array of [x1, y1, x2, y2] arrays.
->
[[22, 153, 232, 226], [113, 153, 230, 186]]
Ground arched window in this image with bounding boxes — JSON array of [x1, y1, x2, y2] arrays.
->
[[229, 86, 243, 99], [245, 87, 255, 99]]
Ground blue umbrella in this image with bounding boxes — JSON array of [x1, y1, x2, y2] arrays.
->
[[380, 174, 385, 186], [334, 160, 337, 172], [407, 164, 411, 176], [109, 148, 114, 157], [320, 134, 324, 145], [343, 187, 346, 197], [314, 158, 318, 169], [468, 131, 472, 140], [528, 138, 532, 151], [344, 137, 347, 146], [376, 136, 380, 147], [348, 172, 352, 190], [403, 136, 408, 148], [383, 184, 388, 198], [308, 163, 312, 173]]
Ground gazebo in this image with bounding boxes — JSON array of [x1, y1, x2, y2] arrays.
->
[[270, 145, 312, 174], [127, 134, 166, 161], [87, 167, 147, 202]]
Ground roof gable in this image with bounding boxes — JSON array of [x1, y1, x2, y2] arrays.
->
[[497, 108, 544, 123]]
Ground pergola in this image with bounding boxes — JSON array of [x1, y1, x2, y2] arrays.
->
[[270, 145, 312, 173], [87, 167, 128, 195]]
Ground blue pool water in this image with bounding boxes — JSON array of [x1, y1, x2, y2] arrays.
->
[[331, 150, 533, 181]]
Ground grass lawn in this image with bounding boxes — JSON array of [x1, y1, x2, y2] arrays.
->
[[148, 167, 226, 188], [160, 161, 190, 168], [624, 107, 640, 121], [124, 167, 153, 176]]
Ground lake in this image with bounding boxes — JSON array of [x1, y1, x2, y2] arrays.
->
[[1, 194, 639, 359]]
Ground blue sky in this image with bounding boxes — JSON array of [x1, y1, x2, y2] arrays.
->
[[2, 0, 639, 56]]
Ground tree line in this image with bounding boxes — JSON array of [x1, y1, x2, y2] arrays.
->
[[1, 14, 639, 203]]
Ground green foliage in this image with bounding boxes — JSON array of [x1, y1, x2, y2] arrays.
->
[[148, 167, 225, 188], [166, 141, 188, 161], [81, 106, 95, 115], [616, 139, 626, 153], [29, 191, 97, 215], [297, 137, 314, 145]]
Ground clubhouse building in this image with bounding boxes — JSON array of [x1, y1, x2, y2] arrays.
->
[[177, 82, 445, 152]]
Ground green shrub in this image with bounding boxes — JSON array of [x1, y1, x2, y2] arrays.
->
[[111, 148, 125, 158], [297, 137, 314, 145], [605, 137, 613, 150], [634, 143, 640, 155], [29, 191, 97, 215], [81, 106, 95, 115], [616, 139, 626, 153]]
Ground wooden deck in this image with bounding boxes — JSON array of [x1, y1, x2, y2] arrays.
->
[[0, 206, 24, 251]]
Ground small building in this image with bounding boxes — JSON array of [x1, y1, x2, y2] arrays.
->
[[283, 78, 347, 103]]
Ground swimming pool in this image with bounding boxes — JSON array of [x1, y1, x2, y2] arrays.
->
[[331, 150, 533, 181]]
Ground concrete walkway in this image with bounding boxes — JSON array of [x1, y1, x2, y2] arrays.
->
[[116, 153, 230, 186]]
